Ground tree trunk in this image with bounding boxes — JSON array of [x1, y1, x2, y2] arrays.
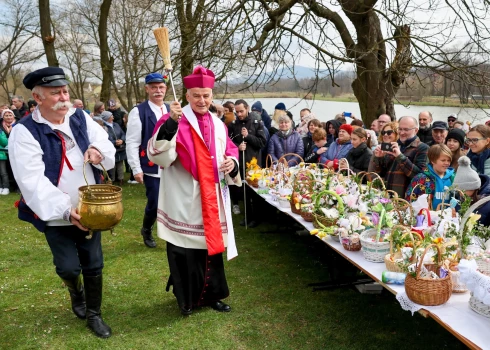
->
[[39, 0, 59, 67], [98, 0, 113, 103]]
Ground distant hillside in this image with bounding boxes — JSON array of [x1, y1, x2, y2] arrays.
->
[[225, 65, 332, 85]]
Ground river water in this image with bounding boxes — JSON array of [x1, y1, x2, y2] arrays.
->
[[239, 98, 490, 125]]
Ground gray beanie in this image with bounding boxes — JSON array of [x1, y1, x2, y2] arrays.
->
[[100, 111, 113, 121], [453, 156, 481, 191]]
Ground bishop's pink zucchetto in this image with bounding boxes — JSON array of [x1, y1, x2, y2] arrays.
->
[[183, 66, 215, 89]]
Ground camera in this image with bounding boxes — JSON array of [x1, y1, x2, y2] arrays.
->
[[381, 142, 392, 152]]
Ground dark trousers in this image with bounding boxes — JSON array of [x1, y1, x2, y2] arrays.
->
[[143, 174, 160, 218], [44, 226, 103, 280], [166, 242, 229, 309]]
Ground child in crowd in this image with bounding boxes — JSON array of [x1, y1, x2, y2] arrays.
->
[[302, 119, 322, 157], [405, 144, 455, 210], [445, 128, 466, 171], [341, 127, 372, 174], [466, 125, 490, 176], [304, 128, 328, 163], [453, 156, 490, 226]]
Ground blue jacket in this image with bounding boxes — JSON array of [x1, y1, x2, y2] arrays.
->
[[268, 130, 304, 165], [323, 140, 353, 164], [427, 164, 455, 209], [476, 174, 490, 226]]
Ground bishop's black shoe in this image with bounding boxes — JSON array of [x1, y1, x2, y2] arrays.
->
[[180, 306, 193, 316], [210, 301, 231, 312]]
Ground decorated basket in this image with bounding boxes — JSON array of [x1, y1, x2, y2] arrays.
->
[[278, 197, 290, 208], [340, 235, 362, 251], [469, 293, 490, 318], [246, 178, 259, 188], [384, 226, 420, 272], [360, 228, 391, 263], [301, 210, 314, 222], [405, 244, 452, 306]]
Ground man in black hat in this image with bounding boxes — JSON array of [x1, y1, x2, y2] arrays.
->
[[126, 72, 170, 248], [8, 67, 116, 338], [427, 121, 449, 146]]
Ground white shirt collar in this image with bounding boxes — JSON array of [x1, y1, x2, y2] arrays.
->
[[32, 106, 75, 125]]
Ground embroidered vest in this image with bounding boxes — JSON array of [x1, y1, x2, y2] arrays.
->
[[137, 101, 169, 174], [16, 109, 101, 232]]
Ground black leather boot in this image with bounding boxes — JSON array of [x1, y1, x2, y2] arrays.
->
[[141, 214, 156, 248], [62, 275, 86, 319], [84, 275, 112, 338]]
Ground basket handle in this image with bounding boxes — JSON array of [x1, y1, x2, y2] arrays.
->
[[417, 208, 432, 227], [359, 171, 386, 192], [389, 224, 411, 256], [278, 153, 304, 166], [392, 197, 414, 226], [416, 243, 442, 280]]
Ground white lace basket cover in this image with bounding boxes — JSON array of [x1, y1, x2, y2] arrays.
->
[[459, 259, 490, 318]]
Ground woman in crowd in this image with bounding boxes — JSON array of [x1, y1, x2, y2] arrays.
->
[[445, 128, 466, 171], [453, 156, 490, 226], [268, 114, 304, 165], [323, 124, 353, 169], [0, 109, 15, 195], [325, 119, 342, 148], [405, 144, 454, 210], [302, 119, 322, 158], [368, 121, 399, 176], [466, 124, 490, 176], [101, 111, 126, 185], [341, 127, 372, 173], [93, 101, 105, 117], [270, 102, 288, 136]]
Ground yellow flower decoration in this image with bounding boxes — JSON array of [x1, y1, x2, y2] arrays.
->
[[310, 229, 319, 235], [249, 173, 262, 181], [466, 213, 481, 232]]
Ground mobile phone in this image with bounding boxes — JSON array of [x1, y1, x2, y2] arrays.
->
[[381, 142, 392, 152], [343, 112, 352, 117]]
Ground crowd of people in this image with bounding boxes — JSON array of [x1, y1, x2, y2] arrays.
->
[[2, 65, 490, 339]]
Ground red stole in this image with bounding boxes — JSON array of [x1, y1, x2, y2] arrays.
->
[[190, 127, 225, 255]]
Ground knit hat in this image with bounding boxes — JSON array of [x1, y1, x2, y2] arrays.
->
[[446, 128, 466, 148], [1, 109, 14, 119], [453, 156, 481, 191], [100, 111, 113, 121], [339, 124, 353, 135], [275, 102, 286, 111]]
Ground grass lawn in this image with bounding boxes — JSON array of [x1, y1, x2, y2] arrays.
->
[[0, 181, 466, 349]]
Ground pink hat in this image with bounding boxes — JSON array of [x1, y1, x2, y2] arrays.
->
[[183, 66, 215, 89]]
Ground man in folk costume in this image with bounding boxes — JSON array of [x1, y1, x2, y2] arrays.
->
[[148, 66, 241, 315], [126, 73, 170, 248], [9, 67, 116, 338]]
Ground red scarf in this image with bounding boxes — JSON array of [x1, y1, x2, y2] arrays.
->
[[190, 127, 225, 256]]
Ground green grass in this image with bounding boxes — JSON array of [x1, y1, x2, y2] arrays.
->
[[0, 180, 466, 349]]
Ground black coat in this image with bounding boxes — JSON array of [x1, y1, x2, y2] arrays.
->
[[345, 143, 372, 173], [228, 113, 267, 173], [417, 126, 434, 145], [302, 133, 314, 157]]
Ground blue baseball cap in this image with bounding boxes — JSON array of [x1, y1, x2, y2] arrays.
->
[[145, 73, 166, 84], [23, 67, 69, 90]]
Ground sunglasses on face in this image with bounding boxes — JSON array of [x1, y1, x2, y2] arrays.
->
[[448, 118, 456, 122], [465, 138, 486, 144], [381, 130, 395, 136]]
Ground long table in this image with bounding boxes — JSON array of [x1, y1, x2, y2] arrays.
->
[[250, 187, 489, 350]]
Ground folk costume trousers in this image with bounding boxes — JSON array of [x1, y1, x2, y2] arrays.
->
[[44, 226, 103, 280]]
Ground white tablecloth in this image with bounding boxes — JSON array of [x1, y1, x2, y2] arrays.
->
[[253, 189, 490, 350]]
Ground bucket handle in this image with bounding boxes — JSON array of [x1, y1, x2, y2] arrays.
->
[[83, 159, 111, 193]]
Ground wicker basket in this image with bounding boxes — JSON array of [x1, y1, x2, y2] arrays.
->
[[290, 199, 301, 214], [340, 235, 362, 251], [246, 178, 259, 188], [449, 270, 468, 293], [360, 228, 391, 263], [313, 213, 338, 228], [301, 211, 314, 222], [405, 244, 452, 306], [384, 226, 419, 272], [278, 197, 290, 208], [469, 293, 490, 318], [476, 259, 490, 277]]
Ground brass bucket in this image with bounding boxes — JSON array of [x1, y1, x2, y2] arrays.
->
[[77, 160, 123, 239]]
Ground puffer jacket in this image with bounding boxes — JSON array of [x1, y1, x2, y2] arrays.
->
[[323, 139, 353, 165], [268, 130, 304, 165]]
